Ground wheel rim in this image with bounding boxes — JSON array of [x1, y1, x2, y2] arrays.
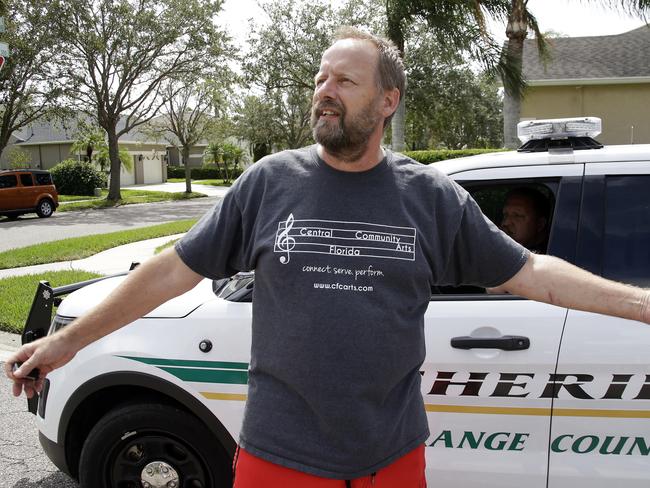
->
[[40, 201, 52, 216], [106, 431, 210, 488]]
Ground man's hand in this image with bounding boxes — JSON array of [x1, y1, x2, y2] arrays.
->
[[4, 333, 77, 398], [4, 247, 203, 399]]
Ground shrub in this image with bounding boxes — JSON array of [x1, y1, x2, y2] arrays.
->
[[166, 166, 244, 181], [403, 148, 505, 165], [7, 147, 32, 169], [51, 159, 107, 196]]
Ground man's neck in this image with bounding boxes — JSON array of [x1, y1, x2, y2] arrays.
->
[[317, 142, 386, 173]]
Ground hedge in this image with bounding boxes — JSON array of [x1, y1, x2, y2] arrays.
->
[[51, 159, 107, 195], [167, 166, 244, 180], [402, 148, 505, 165], [166, 149, 506, 178]]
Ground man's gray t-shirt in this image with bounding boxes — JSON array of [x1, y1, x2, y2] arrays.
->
[[175, 145, 529, 479]]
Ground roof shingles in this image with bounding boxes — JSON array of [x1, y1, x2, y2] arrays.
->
[[523, 26, 650, 81]]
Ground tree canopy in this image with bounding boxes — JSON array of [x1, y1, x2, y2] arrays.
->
[[0, 0, 65, 158], [51, 0, 230, 200]]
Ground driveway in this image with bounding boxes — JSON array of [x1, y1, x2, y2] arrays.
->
[[0, 197, 219, 253]]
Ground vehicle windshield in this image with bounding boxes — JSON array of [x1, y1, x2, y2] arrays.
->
[[212, 272, 254, 302]]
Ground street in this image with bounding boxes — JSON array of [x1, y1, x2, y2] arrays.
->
[[0, 197, 218, 253], [0, 365, 78, 488]]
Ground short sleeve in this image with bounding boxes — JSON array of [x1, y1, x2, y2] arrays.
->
[[439, 193, 530, 288], [174, 188, 249, 280]]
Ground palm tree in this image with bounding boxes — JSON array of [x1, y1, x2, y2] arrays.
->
[[71, 127, 106, 163], [385, 1, 649, 151], [71, 126, 133, 172], [502, 0, 650, 148], [502, 0, 548, 148], [204, 142, 229, 182], [384, 0, 520, 151]]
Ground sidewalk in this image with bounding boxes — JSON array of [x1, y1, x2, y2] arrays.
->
[[0, 234, 185, 279], [124, 182, 230, 198], [0, 234, 184, 360]]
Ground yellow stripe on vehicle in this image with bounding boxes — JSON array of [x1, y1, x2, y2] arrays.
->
[[198, 395, 650, 419], [425, 404, 650, 419], [425, 404, 550, 416], [552, 408, 650, 419], [201, 392, 248, 401]]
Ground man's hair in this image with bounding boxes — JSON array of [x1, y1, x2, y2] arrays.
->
[[333, 26, 406, 128], [505, 187, 551, 220]]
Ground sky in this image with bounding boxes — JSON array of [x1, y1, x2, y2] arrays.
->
[[218, 0, 649, 48]]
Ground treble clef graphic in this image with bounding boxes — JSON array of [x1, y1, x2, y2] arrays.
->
[[276, 213, 296, 264]]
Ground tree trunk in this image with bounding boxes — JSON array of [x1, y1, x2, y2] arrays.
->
[[503, 0, 527, 149], [391, 98, 406, 152], [182, 146, 192, 194], [386, 10, 406, 152], [503, 83, 522, 149], [253, 143, 269, 162], [106, 127, 122, 201]]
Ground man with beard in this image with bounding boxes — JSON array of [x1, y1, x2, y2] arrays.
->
[[6, 27, 650, 488]]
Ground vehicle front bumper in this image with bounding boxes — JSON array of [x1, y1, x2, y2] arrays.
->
[[39, 431, 73, 478]]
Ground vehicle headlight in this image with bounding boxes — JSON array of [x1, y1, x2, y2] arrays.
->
[[48, 314, 76, 335]]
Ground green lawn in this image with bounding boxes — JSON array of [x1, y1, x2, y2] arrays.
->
[[0, 270, 103, 334], [0, 219, 197, 269], [167, 178, 231, 186], [194, 179, 232, 186], [59, 194, 100, 202], [154, 238, 180, 255], [58, 189, 205, 211]]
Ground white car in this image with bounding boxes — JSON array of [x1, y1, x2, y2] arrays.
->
[[22, 118, 650, 488]]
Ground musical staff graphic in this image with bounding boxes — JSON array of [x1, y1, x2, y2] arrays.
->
[[274, 216, 416, 264]]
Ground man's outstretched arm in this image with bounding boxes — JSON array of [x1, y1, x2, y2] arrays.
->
[[4, 247, 203, 398], [500, 253, 650, 323]]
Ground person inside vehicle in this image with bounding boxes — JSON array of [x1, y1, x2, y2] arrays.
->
[[500, 187, 551, 254], [6, 27, 650, 488]]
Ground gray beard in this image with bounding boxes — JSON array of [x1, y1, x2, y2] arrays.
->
[[311, 102, 382, 163]]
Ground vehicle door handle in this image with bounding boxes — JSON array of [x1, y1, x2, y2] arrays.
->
[[450, 335, 530, 351]]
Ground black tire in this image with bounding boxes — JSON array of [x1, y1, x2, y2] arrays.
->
[[36, 199, 54, 218], [79, 403, 231, 488]]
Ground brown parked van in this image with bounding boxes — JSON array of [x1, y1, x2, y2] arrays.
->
[[0, 169, 59, 219]]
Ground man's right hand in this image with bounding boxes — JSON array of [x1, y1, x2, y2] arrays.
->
[[4, 333, 77, 399], [3, 247, 204, 400]]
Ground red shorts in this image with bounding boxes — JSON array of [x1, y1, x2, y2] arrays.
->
[[232, 444, 427, 488]]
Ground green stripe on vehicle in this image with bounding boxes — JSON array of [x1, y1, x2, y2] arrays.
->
[[160, 366, 249, 384], [119, 356, 249, 370]]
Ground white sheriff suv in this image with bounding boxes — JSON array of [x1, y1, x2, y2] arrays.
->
[[21, 117, 650, 488]]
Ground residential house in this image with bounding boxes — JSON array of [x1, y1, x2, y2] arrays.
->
[[520, 26, 650, 144], [0, 116, 168, 185]]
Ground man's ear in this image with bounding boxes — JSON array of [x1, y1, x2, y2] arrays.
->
[[382, 88, 400, 119], [536, 217, 548, 232]]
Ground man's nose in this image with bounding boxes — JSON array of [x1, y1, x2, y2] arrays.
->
[[314, 78, 336, 101]]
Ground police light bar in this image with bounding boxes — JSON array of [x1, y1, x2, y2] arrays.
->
[[517, 117, 602, 143]]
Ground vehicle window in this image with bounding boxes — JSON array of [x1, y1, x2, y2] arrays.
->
[[34, 173, 52, 185], [469, 183, 556, 240], [433, 180, 557, 296], [602, 175, 650, 287], [0, 174, 18, 189], [20, 174, 34, 186]]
